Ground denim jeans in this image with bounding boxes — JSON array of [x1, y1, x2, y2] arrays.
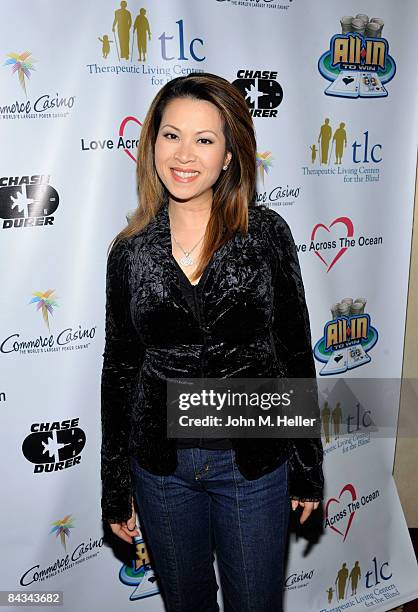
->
[[129, 448, 290, 612]]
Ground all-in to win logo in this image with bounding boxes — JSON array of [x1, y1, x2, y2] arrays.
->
[[119, 534, 160, 601], [314, 296, 378, 375], [318, 14, 396, 99], [0, 175, 59, 230]]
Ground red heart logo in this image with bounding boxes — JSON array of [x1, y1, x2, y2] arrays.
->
[[118, 116, 142, 163], [311, 217, 354, 272], [325, 483, 357, 542]]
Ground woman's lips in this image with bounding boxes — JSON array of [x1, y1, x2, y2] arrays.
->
[[170, 168, 200, 183]]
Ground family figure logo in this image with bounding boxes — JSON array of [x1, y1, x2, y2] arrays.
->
[[318, 14, 396, 99], [98, 2, 151, 62]]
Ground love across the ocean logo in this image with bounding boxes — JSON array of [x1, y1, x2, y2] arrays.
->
[[294, 216, 383, 273], [80, 115, 142, 163], [325, 482, 380, 541]]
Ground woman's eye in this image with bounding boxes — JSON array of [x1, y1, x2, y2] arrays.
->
[[162, 133, 212, 144]]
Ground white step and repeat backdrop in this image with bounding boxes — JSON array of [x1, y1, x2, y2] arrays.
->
[[1, 1, 418, 611]]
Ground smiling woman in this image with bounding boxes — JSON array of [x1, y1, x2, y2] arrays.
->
[[100, 72, 323, 612]]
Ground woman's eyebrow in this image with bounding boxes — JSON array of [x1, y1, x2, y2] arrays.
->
[[161, 123, 218, 136]]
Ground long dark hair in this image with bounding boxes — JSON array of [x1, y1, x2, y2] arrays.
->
[[111, 72, 257, 283]]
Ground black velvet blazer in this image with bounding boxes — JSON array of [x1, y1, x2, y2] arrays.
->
[[101, 199, 324, 523]]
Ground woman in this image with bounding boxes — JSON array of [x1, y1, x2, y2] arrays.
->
[[101, 72, 324, 612]]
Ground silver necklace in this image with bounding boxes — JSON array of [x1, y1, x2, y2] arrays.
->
[[171, 232, 205, 266]]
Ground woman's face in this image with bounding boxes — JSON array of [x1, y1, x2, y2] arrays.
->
[[154, 97, 232, 204]]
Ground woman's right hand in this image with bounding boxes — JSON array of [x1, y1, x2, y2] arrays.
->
[[108, 500, 140, 544]]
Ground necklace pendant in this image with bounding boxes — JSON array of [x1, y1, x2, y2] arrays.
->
[[179, 254, 194, 266]]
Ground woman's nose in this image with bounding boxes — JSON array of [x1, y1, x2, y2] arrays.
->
[[175, 141, 196, 162]]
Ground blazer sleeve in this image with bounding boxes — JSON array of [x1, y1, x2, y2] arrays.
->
[[100, 237, 145, 523], [267, 209, 324, 502]]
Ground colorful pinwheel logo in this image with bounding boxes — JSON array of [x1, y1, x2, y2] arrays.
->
[[50, 515, 75, 551], [3, 51, 36, 96], [29, 289, 59, 331], [256, 151, 274, 184]]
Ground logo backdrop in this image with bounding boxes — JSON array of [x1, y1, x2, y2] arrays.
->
[[1, 1, 418, 611]]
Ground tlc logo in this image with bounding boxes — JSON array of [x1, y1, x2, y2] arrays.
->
[[159, 19, 204, 61]]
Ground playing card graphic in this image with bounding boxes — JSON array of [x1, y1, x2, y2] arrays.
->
[[320, 349, 348, 375], [325, 71, 360, 98], [347, 344, 371, 369], [358, 72, 388, 98]]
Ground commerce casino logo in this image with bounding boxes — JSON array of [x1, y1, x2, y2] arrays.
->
[[1, 51, 76, 120], [255, 150, 302, 207], [318, 13, 396, 99], [22, 418, 86, 474], [314, 296, 378, 376], [215, 0, 295, 10], [232, 70, 283, 118], [19, 514, 104, 586], [0, 175, 59, 230], [0, 290, 96, 356]]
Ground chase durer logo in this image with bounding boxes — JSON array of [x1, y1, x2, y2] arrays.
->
[[22, 418, 86, 474], [318, 14, 396, 99], [232, 70, 283, 118], [0, 175, 59, 230]]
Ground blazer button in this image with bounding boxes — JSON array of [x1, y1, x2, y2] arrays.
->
[[202, 326, 211, 334]]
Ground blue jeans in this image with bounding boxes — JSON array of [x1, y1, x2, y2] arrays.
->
[[129, 448, 290, 612]]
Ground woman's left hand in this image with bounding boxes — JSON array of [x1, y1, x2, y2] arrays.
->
[[291, 499, 320, 524]]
